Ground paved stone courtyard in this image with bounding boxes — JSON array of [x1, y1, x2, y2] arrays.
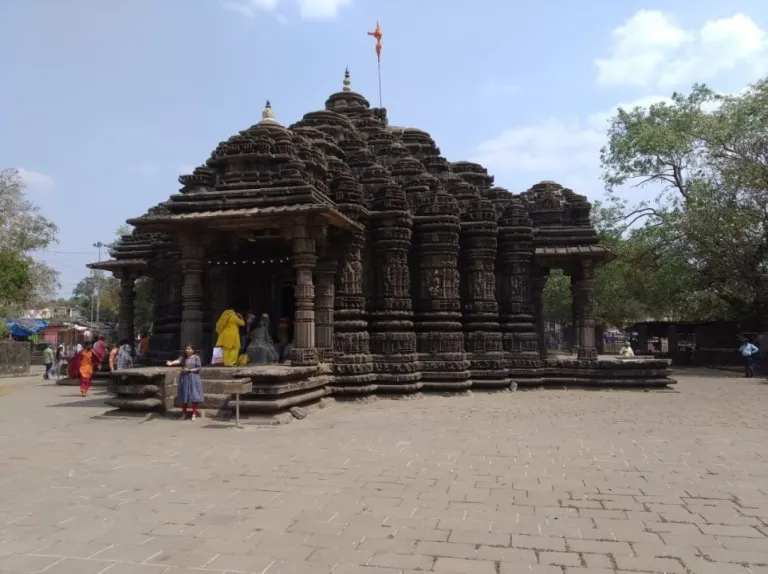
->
[[0, 370, 766, 574]]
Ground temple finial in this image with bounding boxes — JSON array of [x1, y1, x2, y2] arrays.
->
[[259, 99, 280, 125], [343, 67, 351, 92]]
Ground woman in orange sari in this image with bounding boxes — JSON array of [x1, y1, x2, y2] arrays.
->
[[70, 340, 101, 397]]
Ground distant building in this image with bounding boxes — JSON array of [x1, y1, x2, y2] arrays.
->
[[22, 307, 82, 321]]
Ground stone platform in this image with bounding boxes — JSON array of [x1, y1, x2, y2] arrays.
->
[[100, 357, 674, 420]]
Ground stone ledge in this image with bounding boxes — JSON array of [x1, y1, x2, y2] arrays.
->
[[96, 360, 676, 420]]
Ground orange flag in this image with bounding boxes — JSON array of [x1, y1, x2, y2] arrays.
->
[[367, 21, 382, 62]]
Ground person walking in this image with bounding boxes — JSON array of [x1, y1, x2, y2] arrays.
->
[[69, 341, 101, 397], [42, 344, 54, 380], [166, 344, 203, 420], [739, 337, 759, 378]]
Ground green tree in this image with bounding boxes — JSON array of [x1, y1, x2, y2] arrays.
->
[[0, 250, 33, 309], [543, 270, 571, 324], [0, 168, 59, 311], [600, 79, 768, 328], [72, 274, 120, 323]]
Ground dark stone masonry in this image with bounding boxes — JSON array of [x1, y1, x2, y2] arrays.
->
[[91, 70, 674, 419]]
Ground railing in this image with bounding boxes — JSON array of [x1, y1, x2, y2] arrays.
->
[[0, 341, 32, 377]]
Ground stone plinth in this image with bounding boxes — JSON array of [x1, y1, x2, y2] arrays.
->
[[96, 359, 676, 421], [227, 365, 329, 414], [105, 367, 176, 412], [538, 357, 676, 388]]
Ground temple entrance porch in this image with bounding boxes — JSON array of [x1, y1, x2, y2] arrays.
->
[[206, 238, 296, 337], [532, 245, 614, 362], [118, 208, 361, 368]]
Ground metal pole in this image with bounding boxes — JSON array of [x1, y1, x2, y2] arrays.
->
[[235, 393, 241, 428], [93, 242, 104, 324]]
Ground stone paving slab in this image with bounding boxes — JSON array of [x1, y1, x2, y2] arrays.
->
[[0, 370, 766, 573]]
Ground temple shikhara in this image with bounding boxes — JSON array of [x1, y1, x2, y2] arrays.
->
[[91, 71, 674, 418]]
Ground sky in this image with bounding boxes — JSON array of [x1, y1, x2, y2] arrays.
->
[[1, 0, 767, 297]]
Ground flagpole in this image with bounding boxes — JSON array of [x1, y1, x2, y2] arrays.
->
[[368, 22, 383, 108]]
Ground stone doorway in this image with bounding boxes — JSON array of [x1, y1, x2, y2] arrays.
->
[[226, 262, 294, 334]]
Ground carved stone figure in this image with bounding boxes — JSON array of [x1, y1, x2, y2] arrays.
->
[[247, 314, 279, 365]]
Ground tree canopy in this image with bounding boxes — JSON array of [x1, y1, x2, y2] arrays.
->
[[0, 168, 59, 314], [545, 78, 768, 328]]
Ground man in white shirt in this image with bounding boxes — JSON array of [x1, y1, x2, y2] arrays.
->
[[619, 341, 635, 358], [739, 338, 759, 378]]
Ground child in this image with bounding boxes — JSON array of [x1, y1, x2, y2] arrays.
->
[[167, 344, 203, 420]]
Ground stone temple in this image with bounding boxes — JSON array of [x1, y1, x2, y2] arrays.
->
[[91, 71, 673, 417]]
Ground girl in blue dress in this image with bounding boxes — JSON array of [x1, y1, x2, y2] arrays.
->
[[167, 344, 203, 420]]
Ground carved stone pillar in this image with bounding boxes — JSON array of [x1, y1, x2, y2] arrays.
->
[[571, 278, 580, 354], [460, 198, 506, 387], [179, 235, 205, 358], [368, 181, 419, 391], [329, 163, 375, 393], [333, 230, 374, 391], [531, 268, 549, 360], [497, 199, 540, 384], [573, 263, 598, 361], [413, 192, 470, 391], [118, 271, 136, 344], [291, 223, 318, 366], [315, 258, 337, 363]]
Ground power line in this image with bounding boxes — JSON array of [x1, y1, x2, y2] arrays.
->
[[42, 250, 99, 255]]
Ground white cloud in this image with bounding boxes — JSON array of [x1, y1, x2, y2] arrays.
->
[[222, 0, 280, 18], [297, 0, 352, 19], [473, 118, 604, 174], [17, 168, 54, 192], [222, 0, 351, 20], [472, 96, 670, 182], [596, 10, 768, 88]]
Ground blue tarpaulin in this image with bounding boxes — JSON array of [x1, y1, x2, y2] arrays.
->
[[7, 319, 48, 338]]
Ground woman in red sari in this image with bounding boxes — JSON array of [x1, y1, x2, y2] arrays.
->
[[69, 341, 101, 397]]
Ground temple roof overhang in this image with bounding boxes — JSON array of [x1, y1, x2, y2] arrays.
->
[[87, 258, 149, 272], [534, 244, 616, 264], [126, 203, 363, 233]]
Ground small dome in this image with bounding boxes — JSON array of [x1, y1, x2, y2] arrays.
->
[[498, 198, 533, 229], [325, 68, 372, 114], [372, 181, 408, 212], [258, 100, 281, 126], [464, 197, 497, 223], [416, 191, 460, 217]]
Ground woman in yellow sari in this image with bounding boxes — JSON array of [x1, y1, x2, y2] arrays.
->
[[215, 309, 245, 366]]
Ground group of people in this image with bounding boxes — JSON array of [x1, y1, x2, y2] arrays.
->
[[213, 309, 292, 367], [42, 336, 135, 397]]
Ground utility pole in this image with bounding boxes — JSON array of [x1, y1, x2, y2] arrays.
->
[[93, 242, 105, 324]]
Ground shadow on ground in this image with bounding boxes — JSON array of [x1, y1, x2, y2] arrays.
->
[[46, 394, 109, 408]]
